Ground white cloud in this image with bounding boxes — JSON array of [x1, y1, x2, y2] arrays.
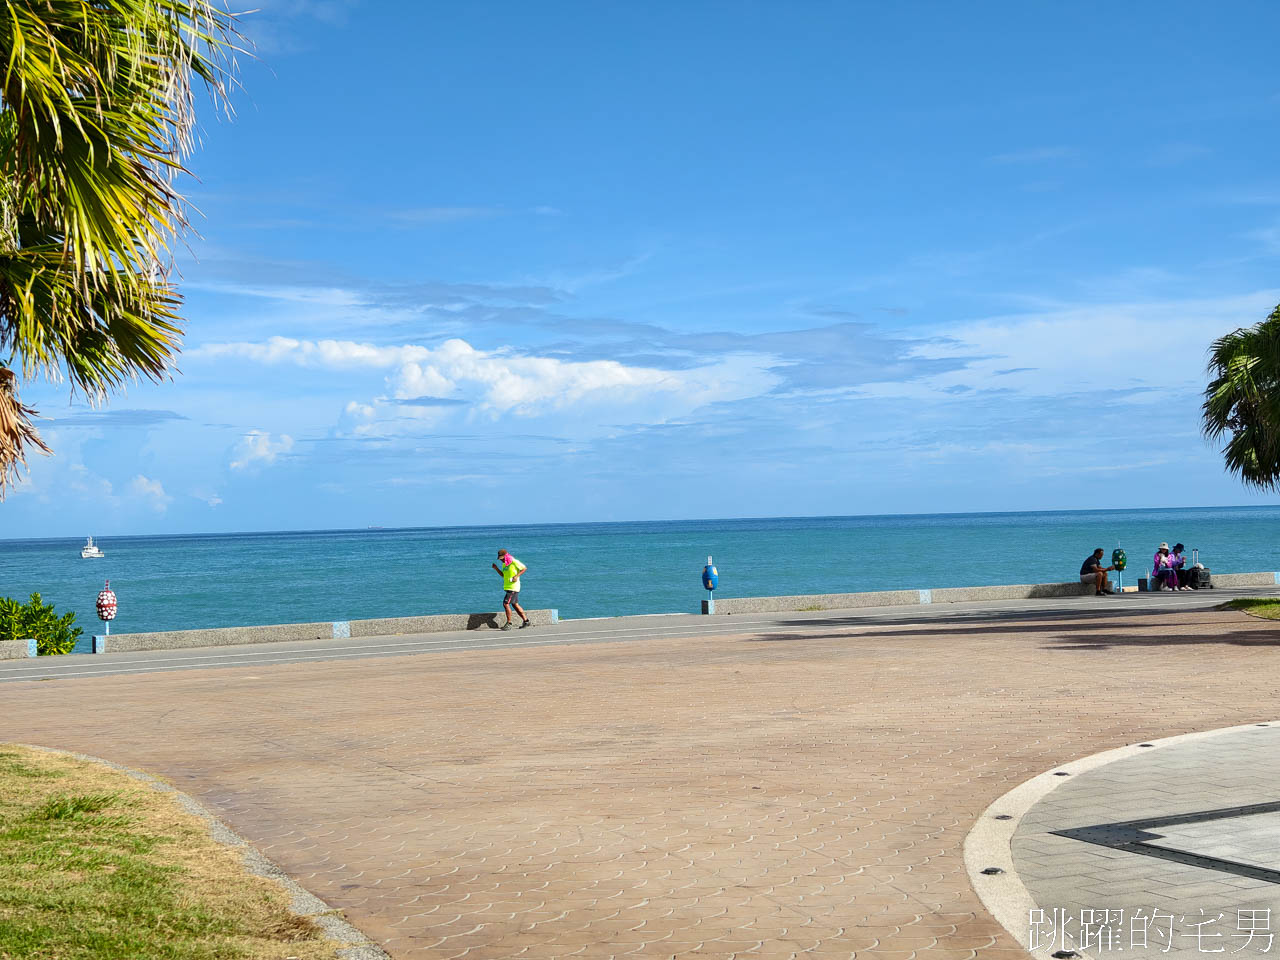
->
[[542, 252, 654, 293], [390, 338, 682, 412], [129, 475, 172, 511], [187, 485, 223, 507], [196, 336, 777, 420], [394, 360, 454, 399], [390, 206, 501, 224], [196, 336, 405, 367], [891, 290, 1280, 401], [185, 281, 364, 306], [1252, 223, 1280, 256], [230, 430, 295, 470], [69, 464, 114, 500], [989, 146, 1078, 165]]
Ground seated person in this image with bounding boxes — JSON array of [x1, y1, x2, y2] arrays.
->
[[1171, 543, 1191, 588], [1080, 548, 1115, 595], [1152, 542, 1181, 591]]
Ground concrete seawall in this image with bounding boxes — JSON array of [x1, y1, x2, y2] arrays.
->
[[1211, 572, 1278, 588], [72, 570, 1280, 655], [0, 639, 35, 660], [707, 590, 921, 615], [705, 571, 1280, 615], [99, 608, 560, 654]]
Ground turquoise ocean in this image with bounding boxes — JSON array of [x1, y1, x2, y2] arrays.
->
[[3, 506, 1279, 639]]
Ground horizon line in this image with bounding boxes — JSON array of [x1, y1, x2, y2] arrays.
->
[[4, 501, 1278, 544]]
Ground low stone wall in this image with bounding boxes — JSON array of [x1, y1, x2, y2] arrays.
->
[[711, 580, 1095, 615], [346, 608, 559, 638], [710, 590, 920, 615], [929, 581, 1092, 602], [709, 571, 1280, 616], [1211, 572, 1279, 588], [105, 621, 334, 653], [0, 638, 33, 660], [100, 608, 560, 654]]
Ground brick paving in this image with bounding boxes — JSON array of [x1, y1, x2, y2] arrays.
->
[[3, 606, 1280, 959]]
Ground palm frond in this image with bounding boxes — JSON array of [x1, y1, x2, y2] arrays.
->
[[1202, 304, 1280, 490], [0, 363, 49, 495], [0, 0, 245, 495]]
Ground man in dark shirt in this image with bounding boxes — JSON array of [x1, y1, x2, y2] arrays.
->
[[1080, 548, 1116, 596]]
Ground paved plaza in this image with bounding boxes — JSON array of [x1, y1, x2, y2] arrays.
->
[[4, 599, 1280, 959]]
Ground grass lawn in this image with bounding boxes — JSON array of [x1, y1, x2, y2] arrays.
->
[[1221, 598, 1280, 620], [0, 744, 340, 960]]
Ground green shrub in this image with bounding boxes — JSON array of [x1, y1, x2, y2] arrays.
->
[[0, 593, 83, 655]]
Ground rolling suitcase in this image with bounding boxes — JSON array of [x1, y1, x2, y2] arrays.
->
[[1189, 549, 1212, 589]]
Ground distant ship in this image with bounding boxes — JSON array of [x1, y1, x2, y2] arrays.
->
[[367, 525, 386, 530], [80, 536, 104, 559]]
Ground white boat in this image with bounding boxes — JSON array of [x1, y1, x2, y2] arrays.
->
[[80, 536, 104, 559]]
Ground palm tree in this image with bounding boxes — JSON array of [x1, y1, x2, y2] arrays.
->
[[0, 0, 242, 495], [1203, 303, 1280, 490]]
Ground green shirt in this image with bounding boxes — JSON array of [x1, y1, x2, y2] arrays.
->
[[501, 558, 526, 590]]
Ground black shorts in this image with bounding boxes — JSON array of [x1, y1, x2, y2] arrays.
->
[[503, 590, 522, 604]]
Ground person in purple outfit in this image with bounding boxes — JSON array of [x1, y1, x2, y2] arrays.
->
[[1152, 542, 1181, 591], [1170, 543, 1191, 589]]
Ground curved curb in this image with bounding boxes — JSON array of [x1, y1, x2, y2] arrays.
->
[[962, 721, 1278, 960], [1220, 607, 1280, 623], [15, 743, 390, 960]]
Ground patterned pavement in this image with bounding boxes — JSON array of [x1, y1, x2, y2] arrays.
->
[[4, 605, 1280, 959]]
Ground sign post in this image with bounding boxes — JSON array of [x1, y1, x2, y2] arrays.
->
[[1112, 546, 1128, 592], [96, 581, 117, 645], [701, 556, 718, 615]]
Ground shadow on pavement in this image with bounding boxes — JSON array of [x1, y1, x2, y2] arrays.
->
[[1043, 630, 1280, 650], [743, 605, 1279, 649], [778, 603, 1228, 629]]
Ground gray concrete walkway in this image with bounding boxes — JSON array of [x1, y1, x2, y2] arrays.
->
[[0, 585, 1273, 683]]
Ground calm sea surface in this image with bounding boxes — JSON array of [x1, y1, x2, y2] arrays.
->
[[3, 506, 1278, 637]]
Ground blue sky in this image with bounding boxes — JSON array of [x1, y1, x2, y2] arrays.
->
[[8, 0, 1280, 536]]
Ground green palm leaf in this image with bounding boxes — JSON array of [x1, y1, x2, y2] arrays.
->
[[1202, 304, 1280, 490], [0, 0, 243, 495]]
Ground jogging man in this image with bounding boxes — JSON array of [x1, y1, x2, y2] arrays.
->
[[493, 549, 530, 630]]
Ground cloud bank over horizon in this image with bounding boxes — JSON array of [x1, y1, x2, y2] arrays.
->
[[14, 275, 1277, 535]]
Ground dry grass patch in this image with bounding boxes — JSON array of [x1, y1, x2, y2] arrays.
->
[[0, 744, 341, 960]]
